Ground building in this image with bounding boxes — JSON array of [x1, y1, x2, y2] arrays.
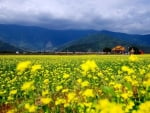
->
[[112, 45, 126, 54]]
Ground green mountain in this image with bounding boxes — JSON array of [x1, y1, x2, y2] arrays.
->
[[59, 34, 150, 53], [0, 40, 22, 53]]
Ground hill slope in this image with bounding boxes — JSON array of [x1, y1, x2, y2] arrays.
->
[[0, 40, 22, 53], [59, 33, 150, 53], [100, 30, 150, 47]]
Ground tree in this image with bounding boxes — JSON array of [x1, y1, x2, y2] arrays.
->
[[103, 47, 111, 53], [129, 46, 140, 54]]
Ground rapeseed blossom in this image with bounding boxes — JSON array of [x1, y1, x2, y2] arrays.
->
[[82, 89, 94, 97], [21, 81, 34, 91], [124, 76, 132, 82], [81, 81, 89, 87], [16, 61, 31, 72], [129, 55, 138, 62], [121, 66, 134, 74], [121, 91, 132, 100], [41, 97, 52, 105], [7, 96, 14, 101], [0, 90, 6, 96], [143, 79, 150, 87], [43, 79, 49, 84], [31, 64, 41, 72], [77, 78, 82, 83], [56, 85, 63, 91], [67, 92, 76, 102], [83, 102, 92, 108], [1, 55, 150, 112], [25, 103, 37, 112], [42, 90, 49, 96], [81, 60, 98, 74], [125, 101, 135, 112], [55, 98, 66, 105], [136, 101, 150, 113], [63, 73, 70, 79], [114, 83, 122, 89], [62, 88, 69, 93], [96, 99, 124, 113], [131, 80, 139, 86], [9, 89, 17, 95]]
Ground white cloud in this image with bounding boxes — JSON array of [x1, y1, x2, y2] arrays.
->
[[0, 0, 150, 34]]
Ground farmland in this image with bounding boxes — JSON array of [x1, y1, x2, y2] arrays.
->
[[0, 55, 150, 113]]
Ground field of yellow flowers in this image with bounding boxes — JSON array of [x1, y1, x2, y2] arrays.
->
[[0, 55, 150, 113]]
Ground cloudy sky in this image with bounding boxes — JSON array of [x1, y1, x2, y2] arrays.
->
[[0, 0, 150, 34]]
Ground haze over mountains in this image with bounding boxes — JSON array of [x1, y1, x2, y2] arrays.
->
[[0, 24, 150, 53]]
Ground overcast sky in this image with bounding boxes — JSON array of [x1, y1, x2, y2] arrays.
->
[[0, 0, 150, 34]]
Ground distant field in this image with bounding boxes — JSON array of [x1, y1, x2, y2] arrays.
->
[[0, 55, 150, 113]]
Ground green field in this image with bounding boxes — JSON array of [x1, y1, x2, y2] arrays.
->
[[0, 55, 150, 113]]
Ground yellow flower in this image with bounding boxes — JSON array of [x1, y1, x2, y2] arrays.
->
[[140, 69, 146, 75], [121, 91, 132, 100], [83, 102, 92, 107], [25, 103, 30, 109], [98, 72, 103, 77], [121, 93, 129, 100], [63, 73, 70, 79], [29, 105, 37, 112], [141, 90, 146, 95], [109, 82, 115, 86], [129, 55, 138, 62], [122, 66, 130, 71], [81, 60, 98, 73], [125, 101, 135, 112], [110, 104, 124, 113], [124, 76, 132, 82], [81, 81, 89, 87], [16, 61, 31, 72], [67, 92, 76, 102], [42, 90, 49, 96], [97, 99, 110, 110], [41, 97, 52, 105], [136, 101, 150, 113], [82, 89, 94, 97], [25, 103, 37, 112], [145, 73, 150, 79], [55, 98, 66, 105], [114, 83, 122, 89], [62, 88, 69, 93], [77, 78, 82, 83], [21, 81, 34, 91], [43, 79, 49, 84], [8, 96, 14, 101], [56, 85, 63, 91], [96, 99, 124, 113], [9, 89, 17, 95], [0, 91, 6, 96], [131, 80, 139, 86], [143, 79, 150, 87], [121, 66, 134, 74], [31, 64, 41, 72]]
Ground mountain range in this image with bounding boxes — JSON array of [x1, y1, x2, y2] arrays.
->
[[0, 24, 150, 53], [59, 31, 150, 53], [0, 40, 22, 53]]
